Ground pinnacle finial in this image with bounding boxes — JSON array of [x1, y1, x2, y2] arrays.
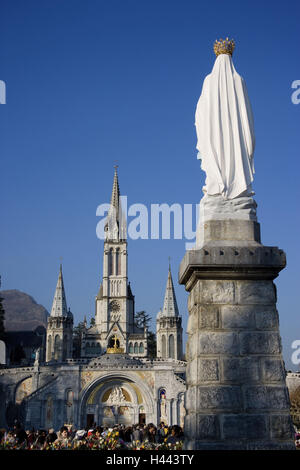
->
[[110, 165, 120, 208], [160, 262, 179, 317], [50, 262, 68, 317]]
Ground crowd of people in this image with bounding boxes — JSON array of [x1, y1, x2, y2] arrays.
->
[[1, 421, 300, 450], [0, 420, 184, 450]]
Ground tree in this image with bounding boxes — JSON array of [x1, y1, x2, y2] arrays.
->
[[134, 310, 157, 359], [147, 331, 157, 359], [72, 321, 86, 358], [134, 310, 152, 329]]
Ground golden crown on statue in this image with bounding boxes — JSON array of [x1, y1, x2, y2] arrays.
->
[[213, 37, 235, 56]]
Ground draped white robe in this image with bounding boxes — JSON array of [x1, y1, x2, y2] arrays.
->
[[195, 54, 255, 200]]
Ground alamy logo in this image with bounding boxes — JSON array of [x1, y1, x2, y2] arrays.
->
[[291, 340, 300, 365], [291, 80, 300, 104], [0, 80, 6, 104], [96, 196, 199, 250]]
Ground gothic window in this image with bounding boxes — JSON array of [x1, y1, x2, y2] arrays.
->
[[169, 334, 175, 359], [129, 343, 133, 353], [162, 335, 166, 358], [134, 342, 138, 354], [115, 248, 121, 275], [54, 335, 61, 360], [139, 343, 144, 354], [108, 248, 113, 276], [47, 335, 52, 361]]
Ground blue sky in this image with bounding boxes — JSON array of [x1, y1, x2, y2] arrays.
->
[[0, 0, 299, 369]]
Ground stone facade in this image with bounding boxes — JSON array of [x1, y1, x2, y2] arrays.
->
[[179, 220, 295, 450], [0, 169, 186, 431], [0, 356, 186, 430]]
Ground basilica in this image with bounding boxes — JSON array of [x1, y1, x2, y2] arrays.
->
[[0, 169, 187, 431]]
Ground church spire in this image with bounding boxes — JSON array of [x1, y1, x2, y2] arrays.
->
[[110, 165, 120, 218], [105, 166, 126, 241], [161, 263, 179, 317], [46, 264, 73, 362], [156, 262, 183, 359], [50, 264, 68, 317]]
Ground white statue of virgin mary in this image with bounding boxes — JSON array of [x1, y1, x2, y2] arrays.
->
[[195, 38, 255, 200]]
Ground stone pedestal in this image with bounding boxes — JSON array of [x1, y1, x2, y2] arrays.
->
[[179, 220, 295, 450]]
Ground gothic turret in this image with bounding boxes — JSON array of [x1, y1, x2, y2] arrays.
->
[[46, 265, 73, 362], [156, 264, 183, 360]]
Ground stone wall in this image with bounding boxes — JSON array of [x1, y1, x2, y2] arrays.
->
[[180, 238, 295, 450]]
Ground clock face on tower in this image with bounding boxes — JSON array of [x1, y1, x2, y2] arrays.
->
[[109, 300, 120, 313]]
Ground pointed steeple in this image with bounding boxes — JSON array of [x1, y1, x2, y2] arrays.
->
[[105, 166, 126, 241], [110, 165, 120, 219], [50, 264, 68, 317], [105, 166, 120, 241], [156, 262, 183, 359], [160, 264, 179, 317]]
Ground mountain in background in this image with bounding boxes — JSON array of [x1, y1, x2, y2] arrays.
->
[[1, 290, 49, 332]]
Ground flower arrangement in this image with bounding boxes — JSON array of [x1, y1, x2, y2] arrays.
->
[[127, 439, 183, 451]]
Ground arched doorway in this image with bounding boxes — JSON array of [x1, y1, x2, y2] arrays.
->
[[100, 384, 134, 427], [79, 373, 155, 428]]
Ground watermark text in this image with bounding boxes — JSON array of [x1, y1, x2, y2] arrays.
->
[[291, 80, 300, 104], [0, 80, 6, 104]]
